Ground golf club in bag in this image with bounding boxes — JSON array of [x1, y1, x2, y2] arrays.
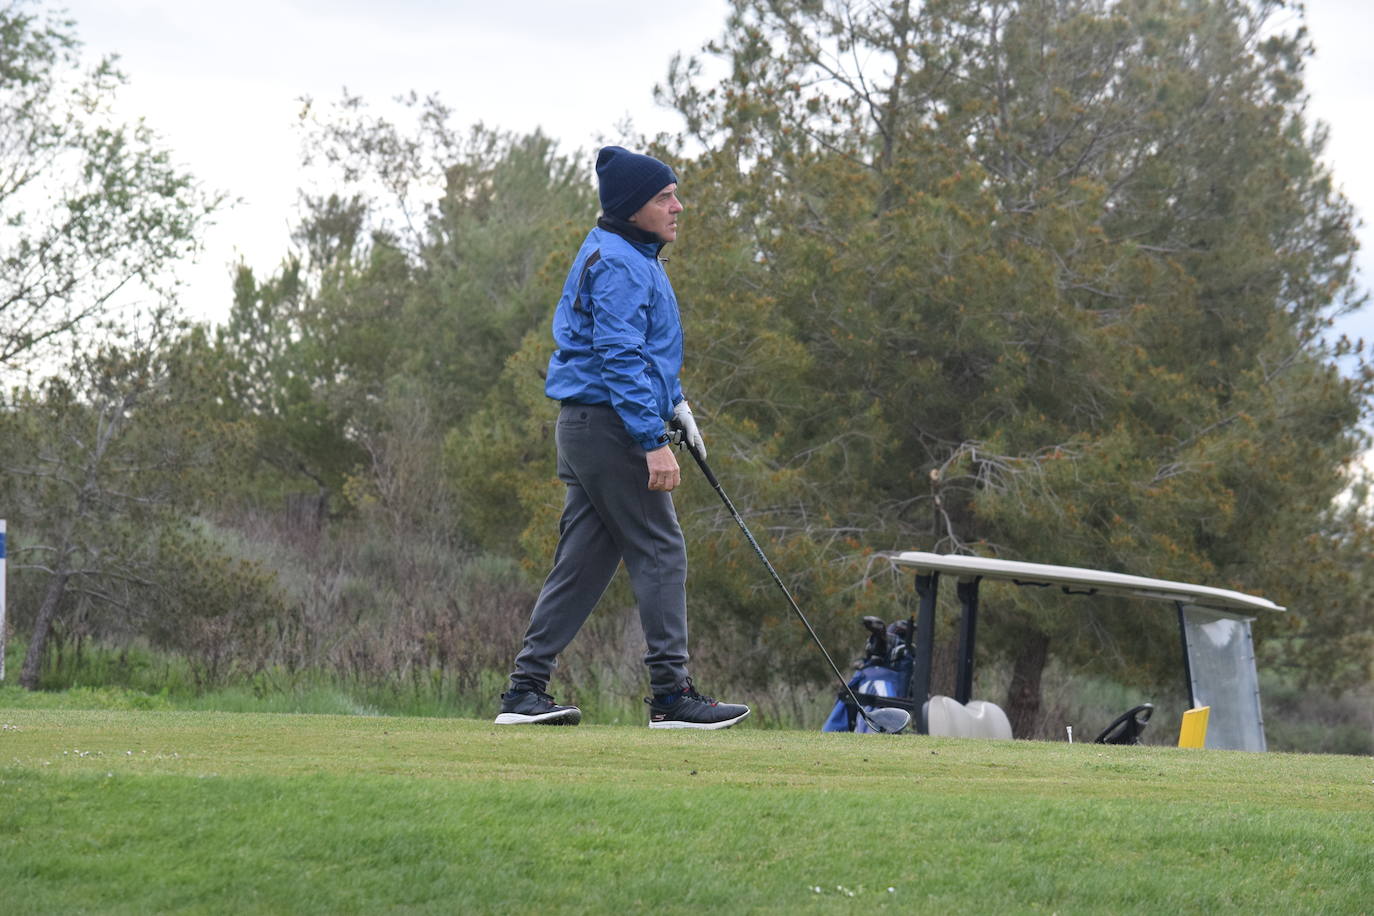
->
[[821, 616, 920, 733], [678, 435, 911, 735]]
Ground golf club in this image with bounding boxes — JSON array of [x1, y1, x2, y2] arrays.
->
[[860, 616, 888, 667], [678, 437, 911, 735]]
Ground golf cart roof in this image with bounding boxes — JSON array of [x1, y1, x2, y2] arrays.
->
[[881, 551, 1284, 616]]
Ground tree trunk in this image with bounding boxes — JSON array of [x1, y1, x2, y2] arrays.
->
[[1004, 627, 1050, 739], [20, 569, 71, 690]]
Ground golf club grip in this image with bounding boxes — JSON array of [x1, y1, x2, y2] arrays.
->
[[683, 439, 719, 488]]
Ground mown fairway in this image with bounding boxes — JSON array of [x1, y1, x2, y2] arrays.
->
[[3, 709, 1372, 914]]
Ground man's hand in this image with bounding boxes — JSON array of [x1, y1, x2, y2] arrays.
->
[[646, 445, 681, 491], [672, 401, 706, 458]]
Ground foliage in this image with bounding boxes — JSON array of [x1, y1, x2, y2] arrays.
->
[[18, 0, 1368, 735], [424, 0, 1374, 725], [643, 0, 1372, 707], [1262, 676, 1374, 756], [214, 255, 368, 504], [0, 2, 232, 690], [0, 317, 255, 687], [293, 96, 595, 428], [212, 98, 595, 518], [0, 0, 218, 374]]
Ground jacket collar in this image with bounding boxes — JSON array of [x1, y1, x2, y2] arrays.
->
[[598, 215, 666, 255]]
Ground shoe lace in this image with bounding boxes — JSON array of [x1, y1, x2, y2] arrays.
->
[[645, 677, 718, 708], [509, 689, 558, 706], [680, 677, 716, 705]]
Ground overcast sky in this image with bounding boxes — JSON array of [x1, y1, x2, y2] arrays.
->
[[53, 0, 1374, 353]]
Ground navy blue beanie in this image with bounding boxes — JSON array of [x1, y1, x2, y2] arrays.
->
[[596, 146, 677, 220]]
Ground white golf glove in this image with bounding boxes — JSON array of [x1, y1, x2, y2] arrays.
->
[[672, 400, 706, 458]]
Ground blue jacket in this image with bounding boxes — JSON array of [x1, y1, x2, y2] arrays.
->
[[545, 222, 684, 451]]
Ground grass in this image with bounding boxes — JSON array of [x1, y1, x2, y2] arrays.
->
[[3, 708, 1372, 914]]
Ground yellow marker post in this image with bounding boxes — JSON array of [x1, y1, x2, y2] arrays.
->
[[1178, 705, 1210, 748]]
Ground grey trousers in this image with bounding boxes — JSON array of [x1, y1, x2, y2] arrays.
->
[[510, 403, 690, 696]]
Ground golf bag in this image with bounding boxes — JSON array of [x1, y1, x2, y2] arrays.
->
[[822, 616, 921, 733]]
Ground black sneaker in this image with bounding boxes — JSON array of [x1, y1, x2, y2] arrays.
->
[[646, 679, 750, 730], [493, 689, 581, 725]]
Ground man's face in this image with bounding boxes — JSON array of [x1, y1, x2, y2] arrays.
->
[[628, 183, 683, 243]]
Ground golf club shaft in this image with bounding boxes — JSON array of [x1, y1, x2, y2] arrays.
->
[[682, 441, 892, 733]]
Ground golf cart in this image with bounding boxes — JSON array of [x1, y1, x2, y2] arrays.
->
[[823, 552, 1284, 750]]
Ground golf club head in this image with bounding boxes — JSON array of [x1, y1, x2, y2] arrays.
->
[[864, 707, 912, 735]]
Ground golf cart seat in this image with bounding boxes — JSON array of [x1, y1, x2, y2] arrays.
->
[[924, 696, 1013, 739]]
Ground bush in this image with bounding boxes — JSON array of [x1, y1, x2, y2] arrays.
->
[[1262, 678, 1374, 755]]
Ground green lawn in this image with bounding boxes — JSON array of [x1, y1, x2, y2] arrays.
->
[[3, 708, 1372, 913]]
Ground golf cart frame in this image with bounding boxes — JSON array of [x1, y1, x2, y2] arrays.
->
[[872, 552, 1285, 750]]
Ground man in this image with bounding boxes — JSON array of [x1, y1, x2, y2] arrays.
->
[[494, 146, 750, 730]]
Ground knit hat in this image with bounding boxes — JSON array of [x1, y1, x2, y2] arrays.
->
[[596, 146, 677, 220]]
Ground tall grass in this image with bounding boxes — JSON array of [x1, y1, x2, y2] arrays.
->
[[0, 636, 832, 727], [4, 504, 1372, 749], [6, 626, 1373, 749]]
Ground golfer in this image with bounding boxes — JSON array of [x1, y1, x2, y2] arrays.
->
[[495, 146, 750, 730]]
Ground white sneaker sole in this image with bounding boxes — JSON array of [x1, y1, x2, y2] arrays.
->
[[648, 709, 749, 730], [493, 708, 581, 725]]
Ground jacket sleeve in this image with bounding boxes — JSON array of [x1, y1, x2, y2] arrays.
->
[[588, 255, 669, 451]]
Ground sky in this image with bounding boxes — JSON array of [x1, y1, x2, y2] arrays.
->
[[50, 0, 1374, 354], [52, 0, 734, 323]]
